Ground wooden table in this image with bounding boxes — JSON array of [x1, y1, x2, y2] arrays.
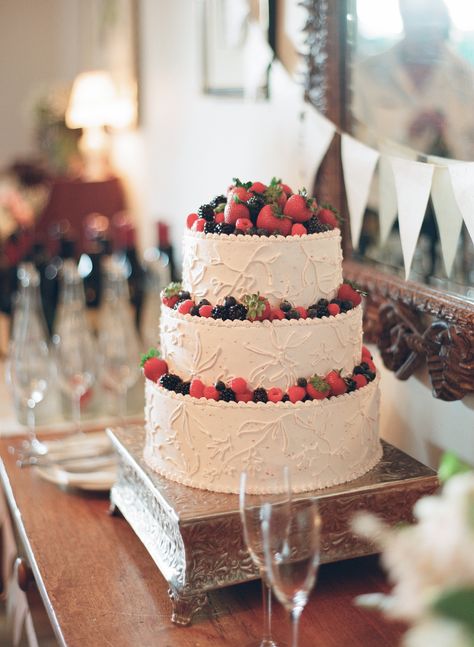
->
[[0, 435, 406, 647]]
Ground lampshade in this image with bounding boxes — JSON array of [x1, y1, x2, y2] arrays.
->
[[66, 70, 135, 129]]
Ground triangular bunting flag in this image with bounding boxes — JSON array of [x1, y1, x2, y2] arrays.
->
[[390, 157, 434, 280], [301, 103, 335, 189], [378, 154, 398, 245], [446, 162, 474, 247], [341, 134, 379, 249], [431, 166, 464, 277]]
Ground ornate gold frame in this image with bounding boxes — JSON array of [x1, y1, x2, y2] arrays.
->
[[302, 0, 474, 401]]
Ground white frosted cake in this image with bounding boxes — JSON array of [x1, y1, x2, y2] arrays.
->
[[142, 179, 381, 493]]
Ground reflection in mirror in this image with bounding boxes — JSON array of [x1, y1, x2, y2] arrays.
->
[[348, 0, 474, 299]]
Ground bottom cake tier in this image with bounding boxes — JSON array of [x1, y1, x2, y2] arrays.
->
[[144, 375, 382, 494]]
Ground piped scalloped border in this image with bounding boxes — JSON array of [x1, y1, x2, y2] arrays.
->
[[183, 227, 341, 244], [162, 302, 362, 328], [146, 372, 379, 408]]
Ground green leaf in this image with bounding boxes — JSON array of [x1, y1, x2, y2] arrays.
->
[[432, 588, 474, 632], [439, 452, 472, 483], [140, 348, 160, 367]]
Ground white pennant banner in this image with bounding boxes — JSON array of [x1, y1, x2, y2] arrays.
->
[[301, 103, 335, 190], [430, 166, 464, 277], [341, 134, 379, 249], [446, 162, 474, 246], [378, 154, 398, 245], [390, 157, 434, 279]]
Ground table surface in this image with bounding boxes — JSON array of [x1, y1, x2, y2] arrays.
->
[[0, 433, 406, 647]]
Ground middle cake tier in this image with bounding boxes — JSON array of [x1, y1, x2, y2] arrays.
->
[[160, 304, 363, 390]]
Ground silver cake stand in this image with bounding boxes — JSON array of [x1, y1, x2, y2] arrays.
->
[[107, 426, 438, 626]]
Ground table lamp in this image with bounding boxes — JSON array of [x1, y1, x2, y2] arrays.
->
[[65, 70, 135, 181]]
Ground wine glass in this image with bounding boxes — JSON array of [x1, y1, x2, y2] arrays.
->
[[261, 498, 321, 647], [239, 467, 291, 647]]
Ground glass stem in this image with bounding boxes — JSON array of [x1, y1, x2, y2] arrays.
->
[[261, 574, 273, 643], [72, 392, 82, 435], [291, 607, 303, 647], [26, 403, 36, 442]]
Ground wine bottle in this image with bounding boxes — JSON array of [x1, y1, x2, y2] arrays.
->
[[156, 221, 178, 281]]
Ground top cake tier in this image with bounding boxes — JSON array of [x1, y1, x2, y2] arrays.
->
[[181, 229, 343, 307]]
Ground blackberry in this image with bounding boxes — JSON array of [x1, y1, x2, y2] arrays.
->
[[280, 300, 292, 312], [224, 296, 237, 308], [228, 303, 248, 321], [247, 195, 265, 223], [307, 308, 319, 319], [360, 362, 369, 370], [197, 204, 215, 221], [365, 370, 376, 382], [190, 305, 201, 316], [353, 365, 365, 375], [234, 228, 245, 236], [220, 388, 236, 402], [345, 377, 357, 392], [315, 307, 329, 318], [340, 300, 353, 313], [210, 194, 227, 208], [286, 309, 300, 320], [306, 216, 329, 234], [281, 394, 290, 402], [317, 299, 329, 307], [256, 228, 270, 236], [215, 380, 226, 392], [176, 381, 191, 395], [246, 227, 258, 236], [211, 305, 228, 320], [253, 388, 268, 403], [159, 373, 182, 391], [297, 377, 307, 388], [204, 221, 217, 234], [215, 222, 235, 235], [178, 290, 191, 301], [330, 298, 342, 307], [197, 298, 211, 307]]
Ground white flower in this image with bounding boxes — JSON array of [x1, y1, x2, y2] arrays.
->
[[403, 618, 473, 647]]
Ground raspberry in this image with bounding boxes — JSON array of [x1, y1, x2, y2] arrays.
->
[[237, 391, 253, 403], [187, 213, 198, 229], [199, 304, 213, 318], [189, 378, 205, 398], [353, 374, 368, 389], [327, 303, 340, 316], [291, 223, 307, 236], [288, 385, 306, 403], [203, 386, 220, 400], [214, 212, 225, 224], [295, 306, 307, 319], [271, 308, 286, 320], [267, 387, 283, 403], [178, 299, 195, 315], [230, 377, 247, 394], [192, 219, 205, 232], [235, 218, 253, 232], [361, 345, 372, 361]]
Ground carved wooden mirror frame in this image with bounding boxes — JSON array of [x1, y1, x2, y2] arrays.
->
[[302, 0, 474, 401]]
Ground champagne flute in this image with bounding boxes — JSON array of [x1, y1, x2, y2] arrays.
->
[[261, 498, 321, 647], [239, 467, 290, 647]]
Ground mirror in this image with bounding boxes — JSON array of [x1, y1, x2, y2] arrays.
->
[[347, 0, 474, 300]]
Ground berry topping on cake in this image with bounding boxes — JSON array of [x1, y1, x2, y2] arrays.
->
[[203, 385, 220, 400], [228, 303, 248, 320], [267, 387, 283, 403], [211, 305, 227, 320], [297, 377, 307, 387], [253, 387, 268, 403], [353, 374, 368, 389], [192, 218, 205, 232], [210, 194, 227, 208], [249, 181, 267, 194], [288, 385, 306, 403], [159, 373, 182, 391], [264, 177, 288, 209], [291, 223, 307, 236], [214, 211, 225, 224], [224, 194, 250, 225], [325, 370, 348, 396], [247, 194, 266, 223], [220, 387, 237, 402], [242, 293, 271, 321], [177, 299, 195, 315], [337, 282, 365, 307], [256, 204, 292, 236], [306, 216, 330, 234], [235, 218, 253, 233], [271, 307, 285, 320], [140, 349, 168, 382], [186, 213, 198, 229], [327, 303, 340, 316], [215, 222, 235, 235], [199, 304, 213, 317], [307, 375, 330, 400], [176, 381, 191, 395], [283, 189, 316, 223], [361, 345, 373, 361], [295, 306, 307, 319], [230, 377, 248, 394], [161, 282, 182, 308], [237, 391, 253, 403], [190, 378, 205, 398], [318, 203, 340, 229], [214, 380, 226, 392], [198, 204, 215, 222]]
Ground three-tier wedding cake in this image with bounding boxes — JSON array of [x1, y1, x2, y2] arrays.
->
[[141, 179, 381, 494]]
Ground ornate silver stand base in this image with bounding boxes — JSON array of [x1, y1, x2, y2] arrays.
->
[[107, 426, 438, 625]]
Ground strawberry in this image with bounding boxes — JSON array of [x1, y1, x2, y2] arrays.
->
[[230, 186, 252, 202], [265, 177, 288, 209], [230, 377, 247, 394], [288, 385, 306, 403], [361, 345, 372, 361], [235, 217, 253, 232], [295, 306, 307, 319], [366, 358, 376, 373], [353, 374, 368, 389], [284, 192, 314, 223], [267, 387, 283, 403], [250, 181, 267, 194], [187, 213, 198, 229], [140, 349, 168, 382], [192, 218, 205, 232], [242, 293, 271, 321], [337, 282, 363, 307], [214, 211, 225, 224], [161, 282, 182, 308], [203, 385, 220, 400], [256, 204, 292, 236], [281, 183, 293, 196], [328, 303, 340, 316], [291, 223, 307, 236], [224, 194, 250, 225], [318, 204, 340, 229], [199, 304, 213, 318], [178, 299, 194, 315], [307, 375, 330, 400], [271, 308, 286, 321], [237, 390, 253, 403], [190, 378, 205, 398], [325, 370, 347, 397]]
